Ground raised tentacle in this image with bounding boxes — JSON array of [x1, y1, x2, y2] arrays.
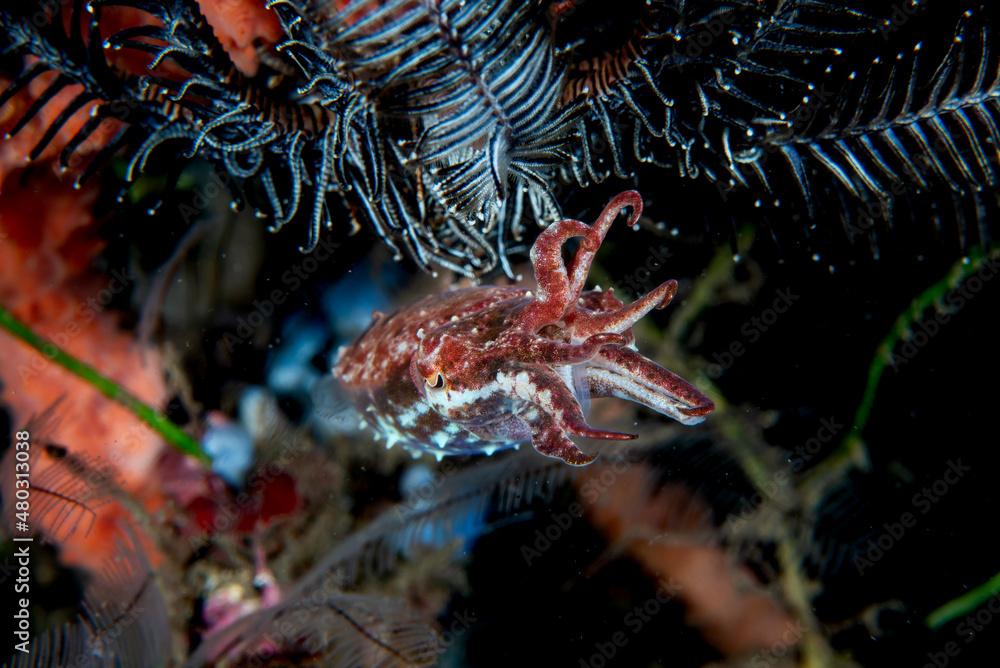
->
[[519, 191, 643, 332], [519, 217, 592, 331], [565, 190, 643, 300], [567, 280, 678, 340]]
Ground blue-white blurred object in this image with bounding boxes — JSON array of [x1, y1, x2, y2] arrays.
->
[[265, 313, 327, 397], [309, 376, 361, 438], [320, 264, 395, 341], [400, 464, 436, 500], [203, 423, 255, 486], [238, 385, 282, 441], [264, 260, 401, 437]]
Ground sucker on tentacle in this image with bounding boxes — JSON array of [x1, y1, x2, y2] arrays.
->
[[333, 191, 714, 466]]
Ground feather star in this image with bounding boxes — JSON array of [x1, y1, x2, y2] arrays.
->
[[333, 191, 714, 465]]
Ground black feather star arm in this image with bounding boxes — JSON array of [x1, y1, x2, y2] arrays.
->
[[750, 8, 1000, 251], [556, 0, 880, 185], [91, 0, 395, 253], [0, 0, 557, 274], [0, 0, 135, 176], [3, 0, 996, 271], [557, 0, 999, 256], [0, 0, 392, 253], [322, 0, 579, 276], [259, 0, 407, 255]]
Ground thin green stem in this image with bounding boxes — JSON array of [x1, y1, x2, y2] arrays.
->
[[0, 303, 209, 464], [852, 248, 992, 437], [812, 248, 997, 481], [927, 571, 1000, 629]]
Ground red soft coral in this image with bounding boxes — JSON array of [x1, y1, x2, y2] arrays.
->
[[196, 0, 282, 75], [0, 175, 167, 570]]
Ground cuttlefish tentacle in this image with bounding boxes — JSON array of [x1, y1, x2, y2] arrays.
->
[[586, 345, 714, 424], [567, 279, 678, 340], [520, 218, 592, 331], [528, 411, 598, 466], [501, 332, 629, 365], [520, 191, 643, 332], [565, 190, 643, 297]]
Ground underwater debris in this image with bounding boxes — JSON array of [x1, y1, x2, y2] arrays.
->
[[179, 450, 569, 666], [180, 435, 815, 665], [201, 414, 254, 486], [185, 467, 299, 534], [333, 191, 713, 465]]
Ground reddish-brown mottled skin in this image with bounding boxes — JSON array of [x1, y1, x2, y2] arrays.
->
[[333, 192, 714, 465]]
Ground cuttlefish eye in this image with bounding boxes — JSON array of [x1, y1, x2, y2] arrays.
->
[[425, 372, 446, 389]]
